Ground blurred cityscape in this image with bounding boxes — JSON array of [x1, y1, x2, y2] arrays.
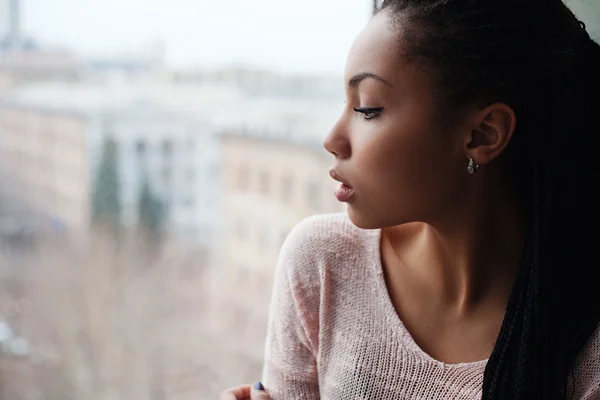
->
[[0, 0, 598, 399], [0, 0, 349, 398]]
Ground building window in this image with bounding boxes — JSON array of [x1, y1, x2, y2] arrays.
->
[[186, 137, 195, 149], [236, 220, 247, 241], [281, 174, 293, 204], [238, 165, 249, 191], [163, 199, 171, 213], [258, 225, 269, 251], [307, 182, 322, 212], [186, 169, 195, 182], [135, 140, 146, 156], [259, 170, 270, 196], [162, 139, 173, 157], [209, 163, 220, 179], [183, 197, 195, 208], [162, 166, 172, 182]]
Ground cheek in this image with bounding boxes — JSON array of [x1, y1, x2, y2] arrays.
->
[[353, 119, 457, 221]]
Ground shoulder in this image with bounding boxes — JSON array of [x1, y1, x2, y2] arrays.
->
[[276, 212, 379, 293], [280, 212, 378, 270], [271, 213, 378, 353]]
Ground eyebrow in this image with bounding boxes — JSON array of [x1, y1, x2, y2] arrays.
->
[[348, 72, 394, 89]]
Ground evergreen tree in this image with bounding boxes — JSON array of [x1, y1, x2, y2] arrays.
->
[[92, 137, 121, 228], [138, 174, 165, 235]]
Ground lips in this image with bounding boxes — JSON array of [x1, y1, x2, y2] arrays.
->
[[329, 169, 355, 203], [329, 169, 353, 189]]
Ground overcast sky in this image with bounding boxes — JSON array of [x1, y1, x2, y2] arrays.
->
[[22, 0, 372, 73]]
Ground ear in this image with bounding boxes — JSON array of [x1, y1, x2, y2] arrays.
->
[[463, 102, 516, 166]]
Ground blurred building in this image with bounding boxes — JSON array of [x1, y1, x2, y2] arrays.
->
[[86, 40, 167, 78], [220, 98, 344, 288], [0, 50, 84, 92], [0, 0, 12, 39], [0, 105, 89, 235], [0, 0, 84, 92], [0, 0, 16, 41], [0, 0, 30, 52], [90, 101, 222, 247], [0, 73, 344, 254], [0, 72, 347, 396], [169, 66, 343, 100], [206, 97, 345, 387], [0, 80, 239, 249]]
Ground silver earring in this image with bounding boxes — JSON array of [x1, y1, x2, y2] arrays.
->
[[467, 158, 480, 175]]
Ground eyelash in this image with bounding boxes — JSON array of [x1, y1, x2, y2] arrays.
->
[[353, 107, 384, 121]]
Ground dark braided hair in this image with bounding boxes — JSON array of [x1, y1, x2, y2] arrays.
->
[[379, 0, 600, 398]]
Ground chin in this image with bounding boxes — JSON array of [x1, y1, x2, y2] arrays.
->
[[347, 203, 413, 230], [346, 205, 388, 230]]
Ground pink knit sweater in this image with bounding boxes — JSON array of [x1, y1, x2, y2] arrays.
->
[[261, 213, 600, 399]]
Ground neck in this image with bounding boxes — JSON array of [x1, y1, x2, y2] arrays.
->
[[383, 173, 525, 312]]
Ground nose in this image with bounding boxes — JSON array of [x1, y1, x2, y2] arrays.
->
[[323, 119, 351, 159]]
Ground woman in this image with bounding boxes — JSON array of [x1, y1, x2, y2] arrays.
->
[[222, 0, 600, 398]]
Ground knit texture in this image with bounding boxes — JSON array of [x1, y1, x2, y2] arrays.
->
[[261, 213, 600, 399]]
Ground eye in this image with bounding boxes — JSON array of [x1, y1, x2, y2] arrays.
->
[[353, 107, 384, 121]]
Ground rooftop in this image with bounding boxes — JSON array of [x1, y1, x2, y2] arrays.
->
[[221, 96, 341, 149], [0, 75, 343, 147]]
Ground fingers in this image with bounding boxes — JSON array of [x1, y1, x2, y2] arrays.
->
[[250, 382, 271, 400], [220, 384, 252, 400]]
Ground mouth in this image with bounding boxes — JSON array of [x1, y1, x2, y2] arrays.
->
[[329, 169, 355, 203]]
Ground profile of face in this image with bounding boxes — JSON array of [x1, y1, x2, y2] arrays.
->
[[323, 10, 514, 230]]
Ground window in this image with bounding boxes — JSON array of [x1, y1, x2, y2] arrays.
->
[[162, 166, 172, 182], [162, 139, 173, 157], [238, 165, 249, 191], [186, 169, 195, 182], [236, 220, 249, 243], [259, 170, 270, 195], [163, 199, 171, 213], [258, 225, 269, 251], [281, 174, 293, 204], [135, 140, 146, 156], [183, 197, 195, 208], [307, 182, 322, 212], [186, 137, 195, 149], [209, 163, 220, 179]]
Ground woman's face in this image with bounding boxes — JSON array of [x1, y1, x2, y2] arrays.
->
[[324, 10, 472, 229]]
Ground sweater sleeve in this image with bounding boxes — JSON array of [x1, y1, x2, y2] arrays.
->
[[261, 218, 322, 400], [571, 325, 600, 399]]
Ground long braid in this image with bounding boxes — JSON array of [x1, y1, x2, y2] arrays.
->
[[381, 1, 600, 398]]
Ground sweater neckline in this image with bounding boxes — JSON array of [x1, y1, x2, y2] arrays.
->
[[368, 227, 490, 370]]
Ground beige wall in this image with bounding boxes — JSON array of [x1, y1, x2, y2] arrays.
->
[[0, 107, 90, 232], [222, 135, 343, 288]]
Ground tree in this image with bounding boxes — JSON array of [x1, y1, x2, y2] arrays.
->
[[138, 175, 165, 236], [92, 137, 121, 229]]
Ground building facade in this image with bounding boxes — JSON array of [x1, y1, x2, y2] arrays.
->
[[0, 106, 90, 234], [207, 102, 345, 389], [0, 0, 12, 40], [0, 0, 19, 45], [220, 131, 343, 294], [88, 101, 222, 247], [0, 81, 230, 249]]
